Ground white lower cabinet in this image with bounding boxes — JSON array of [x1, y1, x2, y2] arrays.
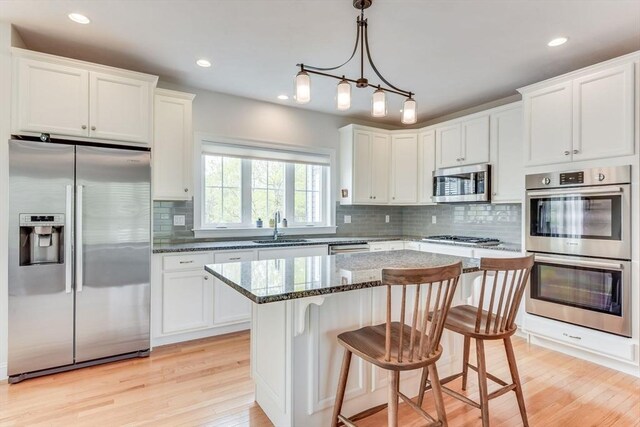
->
[[162, 269, 213, 334], [152, 250, 252, 346]]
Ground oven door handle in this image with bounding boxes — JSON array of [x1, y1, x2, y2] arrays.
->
[[535, 255, 624, 271], [527, 186, 623, 198]]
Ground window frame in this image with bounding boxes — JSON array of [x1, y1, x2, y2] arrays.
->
[[193, 134, 337, 238]]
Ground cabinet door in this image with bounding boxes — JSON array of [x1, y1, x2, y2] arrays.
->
[[523, 82, 572, 166], [162, 270, 213, 334], [390, 134, 418, 204], [573, 63, 635, 161], [418, 130, 436, 204], [213, 251, 253, 325], [460, 115, 490, 165], [435, 123, 462, 168], [370, 133, 390, 203], [89, 71, 151, 143], [490, 106, 523, 202], [352, 130, 372, 204], [153, 93, 193, 200], [16, 58, 89, 137]]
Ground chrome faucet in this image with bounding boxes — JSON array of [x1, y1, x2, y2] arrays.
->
[[273, 211, 284, 241]]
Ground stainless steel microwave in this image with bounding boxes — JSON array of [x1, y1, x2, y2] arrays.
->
[[432, 164, 491, 203]]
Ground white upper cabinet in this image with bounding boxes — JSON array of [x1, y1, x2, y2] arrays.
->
[[522, 82, 573, 166], [15, 58, 89, 137], [460, 115, 490, 165], [572, 63, 635, 161], [153, 89, 195, 200], [89, 72, 152, 143], [12, 48, 157, 145], [435, 123, 461, 168], [418, 129, 436, 204], [519, 53, 637, 166], [390, 133, 418, 204], [435, 114, 489, 168], [490, 103, 523, 202], [340, 126, 389, 205]]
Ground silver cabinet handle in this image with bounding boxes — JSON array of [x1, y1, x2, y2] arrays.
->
[[573, 149, 579, 154], [228, 257, 241, 261], [184, 188, 189, 193], [65, 185, 73, 294], [563, 333, 582, 340], [460, 157, 465, 161], [91, 126, 96, 131], [204, 276, 209, 280], [564, 150, 570, 156], [179, 260, 194, 264], [76, 185, 84, 292], [81, 125, 87, 130]]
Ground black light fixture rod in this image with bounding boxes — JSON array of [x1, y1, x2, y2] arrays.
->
[[300, 68, 411, 98]]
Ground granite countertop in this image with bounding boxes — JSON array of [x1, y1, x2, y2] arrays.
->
[[205, 249, 481, 304], [153, 236, 522, 254]]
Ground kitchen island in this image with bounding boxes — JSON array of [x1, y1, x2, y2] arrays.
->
[[206, 250, 481, 427]]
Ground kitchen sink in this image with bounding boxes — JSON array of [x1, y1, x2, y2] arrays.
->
[[252, 239, 308, 244]]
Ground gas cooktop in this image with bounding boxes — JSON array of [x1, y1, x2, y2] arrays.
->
[[422, 235, 501, 246]]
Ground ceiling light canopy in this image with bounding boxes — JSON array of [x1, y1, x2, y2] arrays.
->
[[294, 0, 416, 124], [548, 37, 568, 47], [196, 59, 212, 68], [68, 13, 90, 24]]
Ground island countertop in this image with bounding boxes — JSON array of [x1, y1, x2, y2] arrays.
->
[[205, 249, 480, 304]]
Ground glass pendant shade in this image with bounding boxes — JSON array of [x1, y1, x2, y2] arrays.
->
[[401, 97, 417, 124], [371, 88, 387, 117], [336, 79, 351, 110], [295, 71, 311, 104]]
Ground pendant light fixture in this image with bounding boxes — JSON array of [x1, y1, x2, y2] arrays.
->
[[336, 78, 351, 110], [294, 0, 416, 124]]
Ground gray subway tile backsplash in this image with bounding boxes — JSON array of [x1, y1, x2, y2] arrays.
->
[[153, 200, 522, 245]]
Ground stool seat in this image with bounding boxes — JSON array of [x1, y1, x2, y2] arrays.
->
[[338, 322, 442, 371], [444, 305, 517, 340]]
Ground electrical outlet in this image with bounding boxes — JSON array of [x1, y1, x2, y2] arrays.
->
[[173, 215, 186, 226], [385, 215, 390, 223], [344, 215, 351, 224], [432, 215, 437, 224]]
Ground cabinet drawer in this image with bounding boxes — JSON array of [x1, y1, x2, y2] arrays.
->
[[163, 253, 211, 271], [214, 251, 254, 263]]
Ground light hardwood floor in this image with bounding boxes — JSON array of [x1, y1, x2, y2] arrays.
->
[[0, 331, 638, 426]]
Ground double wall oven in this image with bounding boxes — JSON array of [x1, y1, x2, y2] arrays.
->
[[525, 166, 632, 337]]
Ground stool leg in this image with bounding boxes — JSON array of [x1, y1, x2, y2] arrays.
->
[[504, 337, 529, 427], [388, 370, 400, 427], [428, 364, 448, 427], [417, 366, 430, 407], [331, 349, 352, 427], [476, 339, 490, 427], [462, 336, 471, 391]]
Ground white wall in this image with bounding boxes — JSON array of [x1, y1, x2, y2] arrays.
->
[[0, 22, 14, 380]]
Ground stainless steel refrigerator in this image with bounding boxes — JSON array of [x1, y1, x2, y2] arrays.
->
[[8, 139, 151, 383]]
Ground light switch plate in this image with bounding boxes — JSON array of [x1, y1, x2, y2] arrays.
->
[[385, 215, 390, 223], [173, 215, 186, 226], [344, 215, 351, 224], [432, 215, 437, 224]]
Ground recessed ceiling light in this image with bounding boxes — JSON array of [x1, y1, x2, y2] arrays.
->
[[277, 94, 289, 100], [196, 59, 212, 68], [548, 37, 568, 47], [68, 13, 90, 24]]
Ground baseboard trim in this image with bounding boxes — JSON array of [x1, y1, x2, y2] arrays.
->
[[152, 322, 250, 347], [0, 363, 8, 382]]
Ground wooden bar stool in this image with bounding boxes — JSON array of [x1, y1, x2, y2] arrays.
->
[[332, 262, 463, 427], [417, 255, 534, 427]]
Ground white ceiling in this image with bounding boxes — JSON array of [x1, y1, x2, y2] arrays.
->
[[2, 0, 640, 125]]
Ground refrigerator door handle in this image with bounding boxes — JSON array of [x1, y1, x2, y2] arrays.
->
[[65, 185, 73, 293], [76, 185, 83, 292]]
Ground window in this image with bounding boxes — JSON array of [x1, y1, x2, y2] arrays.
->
[[196, 138, 334, 234]]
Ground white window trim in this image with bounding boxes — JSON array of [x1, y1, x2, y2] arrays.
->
[[193, 133, 337, 239]]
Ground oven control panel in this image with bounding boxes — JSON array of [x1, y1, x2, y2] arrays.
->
[[559, 171, 584, 185]]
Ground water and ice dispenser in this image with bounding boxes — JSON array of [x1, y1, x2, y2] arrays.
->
[[19, 214, 66, 265]]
